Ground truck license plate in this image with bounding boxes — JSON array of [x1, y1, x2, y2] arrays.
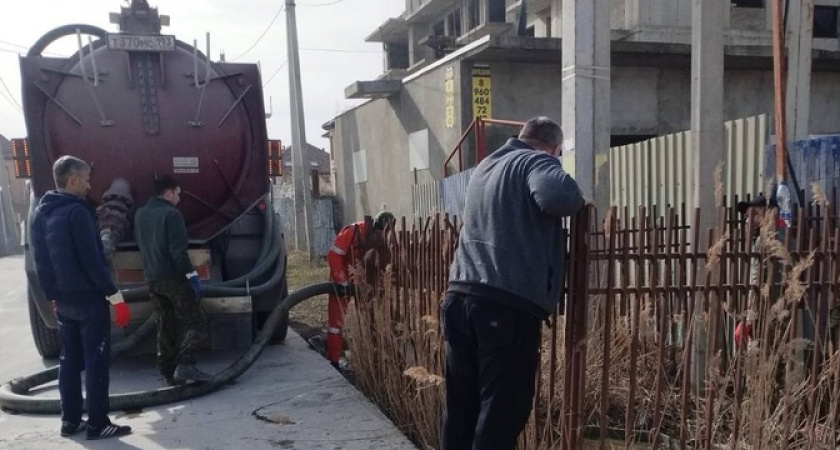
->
[[107, 34, 176, 52]]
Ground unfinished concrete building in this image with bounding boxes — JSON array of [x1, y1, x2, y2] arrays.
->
[[325, 0, 840, 221]]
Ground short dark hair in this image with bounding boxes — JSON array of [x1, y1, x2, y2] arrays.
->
[[53, 155, 89, 189], [519, 116, 564, 149], [153, 174, 180, 196]]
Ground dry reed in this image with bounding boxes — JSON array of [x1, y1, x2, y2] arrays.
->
[[343, 201, 838, 450]]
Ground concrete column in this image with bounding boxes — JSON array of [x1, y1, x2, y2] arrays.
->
[[286, 0, 315, 256], [561, 0, 611, 209], [624, 0, 640, 30], [690, 0, 725, 393], [786, 0, 814, 141], [550, 0, 562, 38], [407, 21, 428, 67]]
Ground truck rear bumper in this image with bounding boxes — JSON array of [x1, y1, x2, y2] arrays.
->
[[113, 296, 254, 353]]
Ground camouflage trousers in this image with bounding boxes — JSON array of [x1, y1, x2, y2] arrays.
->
[[149, 278, 208, 378]]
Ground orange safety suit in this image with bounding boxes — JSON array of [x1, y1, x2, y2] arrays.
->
[[325, 221, 369, 364]]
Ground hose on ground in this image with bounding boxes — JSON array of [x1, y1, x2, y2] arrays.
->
[[0, 282, 343, 415], [6, 314, 158, 395]]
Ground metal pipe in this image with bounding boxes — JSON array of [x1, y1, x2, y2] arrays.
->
[[193, 39, 206, 89], [442, 118, 477, 176], [205, 32, 211, 83], [87, 36, 99, 86], [75, 30, 90, 84], [772, 0, 787, 183]]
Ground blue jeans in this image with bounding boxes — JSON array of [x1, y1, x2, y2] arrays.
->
[[55, 300, 111, 428]]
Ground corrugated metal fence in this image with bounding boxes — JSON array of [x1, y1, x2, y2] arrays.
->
[[417, 115, 768, 224], [769, 135, 840, 205], [610, 115, 768, 217], [412, 181, 441, 219], [412, 168, 475, 220], [272, 185, 336, 256], [439, 168, 474, 219]]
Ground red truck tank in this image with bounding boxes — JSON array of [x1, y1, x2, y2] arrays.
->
[[18, 1, 288, 358]]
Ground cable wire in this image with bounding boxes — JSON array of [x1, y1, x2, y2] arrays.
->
[[298, 0, 345, 6], [0, 73, 22, 113], [233, 5, 285, 61], [263, 59, 288, 87], [299, 46, 379, 53]]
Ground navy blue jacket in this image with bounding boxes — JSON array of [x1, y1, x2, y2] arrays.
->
[[30, 191, 118, 303]]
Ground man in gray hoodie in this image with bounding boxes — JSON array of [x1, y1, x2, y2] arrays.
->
[[441, 116, 584, 450]]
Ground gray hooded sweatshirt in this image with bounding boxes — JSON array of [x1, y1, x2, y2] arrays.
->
[[448, 138, 585, 319]]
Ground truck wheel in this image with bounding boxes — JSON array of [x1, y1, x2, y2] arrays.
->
[[255, 310, 289, 343], [254, 283, 289, 344], [28, 288, 61, 358]]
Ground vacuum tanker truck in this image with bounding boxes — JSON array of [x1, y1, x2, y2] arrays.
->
[[13, 0, 289, 358]]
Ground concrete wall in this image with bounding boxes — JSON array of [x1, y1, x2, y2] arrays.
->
[[333, 62, 467, 222], [332, 61, 840, 222]]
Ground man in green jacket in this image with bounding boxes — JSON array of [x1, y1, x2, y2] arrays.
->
[[134, 174, 211, 385]]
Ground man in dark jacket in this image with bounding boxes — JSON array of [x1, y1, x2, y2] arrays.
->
[[442, 116, 585, 449], [134, 174, 210, 385], [30, 155, 132, 440]]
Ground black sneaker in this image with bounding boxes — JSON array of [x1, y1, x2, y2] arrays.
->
[[86, 422, 132, 440], [173, 364, 212, 384], [60, 419, 86, 437], [163, 376, 184, 387]]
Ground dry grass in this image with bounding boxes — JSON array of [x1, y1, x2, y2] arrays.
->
[[812, 182, 829, 207], [285, 251, 329, 339], [340, 184, 838, 449], [344, 267, 445, 450]]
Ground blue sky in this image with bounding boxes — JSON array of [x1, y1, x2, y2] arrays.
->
[[0, 0, 404, 149]]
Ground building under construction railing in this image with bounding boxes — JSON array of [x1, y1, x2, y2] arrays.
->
[[344, 193, 840, 449]]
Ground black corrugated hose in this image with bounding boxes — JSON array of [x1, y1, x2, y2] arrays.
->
[[0, 282, 344, 414]]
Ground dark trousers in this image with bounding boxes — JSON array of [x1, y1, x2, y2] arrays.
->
[[440, 292, 543, 450], [149, 278, 208, 378], [56, 300, 111, 428]]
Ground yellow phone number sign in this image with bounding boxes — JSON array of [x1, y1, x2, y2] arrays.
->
[[472, 66, 491, 119]]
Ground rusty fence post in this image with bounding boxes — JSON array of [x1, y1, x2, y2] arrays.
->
[[561, 205, 592, 449]]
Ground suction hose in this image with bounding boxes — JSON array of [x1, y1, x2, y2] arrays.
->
[[120, 202, 284, 301], [0, 282, 343, 414]]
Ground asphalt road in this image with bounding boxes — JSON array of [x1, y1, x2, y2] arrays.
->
[[0, 255, 416, 450]]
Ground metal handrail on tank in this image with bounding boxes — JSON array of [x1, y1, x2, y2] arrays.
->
[[442, 117, 525, 177], [75, 30, 100, 87]]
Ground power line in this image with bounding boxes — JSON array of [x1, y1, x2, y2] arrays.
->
[[299, 46, 379, 53], [298, 0, 346, 6], [263, 59, 288, 87], [233, 5, 285, 61], [0, 39, 30, 51], [0, 89, 22, 114], [0, 74, 22, 113], [0, 39, 71, 57]]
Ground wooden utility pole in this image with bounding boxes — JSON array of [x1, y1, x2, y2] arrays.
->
[[772, 0, 788, 182]]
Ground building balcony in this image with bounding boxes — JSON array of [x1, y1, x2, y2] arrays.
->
[[405, 0, 453, 22], [456, 22, 513, 45], [366, 17, 409, 43]]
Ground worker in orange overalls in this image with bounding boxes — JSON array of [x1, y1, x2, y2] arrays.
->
[[325, 211, 395, 369]]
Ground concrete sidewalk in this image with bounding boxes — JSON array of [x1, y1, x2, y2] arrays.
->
[[0, 331, 417, 450], [0, 256, 417, 450]]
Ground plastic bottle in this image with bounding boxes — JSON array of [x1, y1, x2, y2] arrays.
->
[[776, 182, 792, 228]]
